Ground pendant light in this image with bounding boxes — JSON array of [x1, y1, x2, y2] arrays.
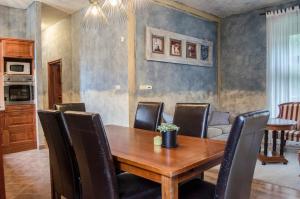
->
[[102, 0, 127, 24], [82, 0, 108, 30]]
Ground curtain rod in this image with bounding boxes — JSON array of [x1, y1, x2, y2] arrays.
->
[[259, 5, 299, 16]]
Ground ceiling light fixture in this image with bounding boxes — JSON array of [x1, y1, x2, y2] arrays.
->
[[102, 0, 127, 24], [82, 0, 150, 30], [82, 0, 108, 30]]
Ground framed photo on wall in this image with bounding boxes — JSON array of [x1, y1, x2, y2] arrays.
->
[[186, 42, 197, 59], [152, 35, 164, 54], [145, 26, 214, 67], [199, 40, 213, 66], [170, 39, 182, 57]]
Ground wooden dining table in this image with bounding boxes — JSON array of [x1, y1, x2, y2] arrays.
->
[[105, 125, 226, 199]]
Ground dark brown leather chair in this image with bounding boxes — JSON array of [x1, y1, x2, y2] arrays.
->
[[54, 103, 86, 112], [179, 110, 270, 199], [38, 110, 80, 199], [134, 102, 164, 131], [64, 111, 161, 199], [173, 103, 210, 138]]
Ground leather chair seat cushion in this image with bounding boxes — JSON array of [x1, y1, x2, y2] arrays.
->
[[179, 179, 215, 199], [118, 173, 161, 199]]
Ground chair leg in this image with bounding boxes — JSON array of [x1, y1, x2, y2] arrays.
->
[[199, 172, 204, 180]]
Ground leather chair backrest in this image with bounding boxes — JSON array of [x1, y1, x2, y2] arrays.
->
[[215, 110, 269, 199], [173, 103, 210, 138], [134, 102, 164, 131], [38, 110, 80, 199], [64, 111, 119, 199], [54, 103, 86, 112]]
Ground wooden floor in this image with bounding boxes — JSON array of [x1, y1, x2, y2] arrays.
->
[[3, 149, 300, 199]]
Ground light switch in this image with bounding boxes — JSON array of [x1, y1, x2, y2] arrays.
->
[[115, 85, 121, 90], [139, 85, 153, 90]]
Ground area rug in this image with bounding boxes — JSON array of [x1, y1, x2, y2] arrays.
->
[[209, 147, 300, 191]]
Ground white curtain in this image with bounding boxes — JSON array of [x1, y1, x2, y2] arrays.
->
[[267, 6, 300, 117]]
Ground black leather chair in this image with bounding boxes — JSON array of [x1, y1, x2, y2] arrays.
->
[[54, 103, 86, 112], [173, 103, 210, 138], [179, 110, 270, 199], [38, 110, 80, 199], [134, 102, 164, 131], [64, 111, 161, 199]]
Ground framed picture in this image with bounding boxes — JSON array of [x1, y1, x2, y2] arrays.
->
[[146, 26, 213, 67], [199, 40, 213, 66], [170, 39, 182, 57], [186, 42, 197, 59], [152, 35, 164, 54]]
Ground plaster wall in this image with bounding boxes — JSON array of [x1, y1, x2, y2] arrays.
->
[[0, 5, 26, 38], [42, 17, 73, 108], [134, 2, 218, 120], [71, 10, 129, 126], [26, 1, 43, 146]]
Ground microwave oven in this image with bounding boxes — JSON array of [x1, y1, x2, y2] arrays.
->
[[6, 61, 31, 75]]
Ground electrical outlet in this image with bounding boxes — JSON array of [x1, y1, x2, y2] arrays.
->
[[115, 85, 121, 90]]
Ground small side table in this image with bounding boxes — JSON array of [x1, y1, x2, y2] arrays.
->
[[259, 118, 297, 165]]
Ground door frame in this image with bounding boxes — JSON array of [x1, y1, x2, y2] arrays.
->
[[48, 59, 62, 109]]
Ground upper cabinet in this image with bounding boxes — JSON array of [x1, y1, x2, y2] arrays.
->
[[1, 39, 34, 59]]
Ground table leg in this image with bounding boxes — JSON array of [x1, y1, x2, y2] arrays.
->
[[264, 130, 268, 156], [272, 130, 277, 153], [280, 130, 285, 156], [162, 176, 178, 199]]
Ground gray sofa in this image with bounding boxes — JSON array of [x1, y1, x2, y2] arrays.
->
[[162, 109, 232, 141], [207, 110, 232, 140]]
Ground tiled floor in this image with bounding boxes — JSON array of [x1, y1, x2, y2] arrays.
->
[[3, 149, 300, 199], [4, 149, 50, 199]]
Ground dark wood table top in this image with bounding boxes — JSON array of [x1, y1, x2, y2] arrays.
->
[[267, 118, 297, 131], [105, 125, 226, 177]]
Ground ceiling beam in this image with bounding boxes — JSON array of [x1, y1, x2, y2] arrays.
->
[[151, 0, 221, 23]]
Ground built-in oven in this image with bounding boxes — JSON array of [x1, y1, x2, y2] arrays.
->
[[5, 61, 31, 75], [4, 75, 35, 105]]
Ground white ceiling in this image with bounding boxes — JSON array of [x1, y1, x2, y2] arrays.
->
[[175, 0, 297, 17], [41, 3, 69, 30], [0, 0, 297, 17], [0, 0, 88, 14]]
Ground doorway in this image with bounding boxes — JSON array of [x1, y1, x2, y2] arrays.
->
[[48, 59, 62, 109]]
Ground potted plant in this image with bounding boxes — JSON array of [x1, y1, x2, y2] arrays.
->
[[157, 123, 180, 148]]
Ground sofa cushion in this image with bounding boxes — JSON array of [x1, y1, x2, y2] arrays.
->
[[209, 124, 232, 134], [209, 111, 230, 126], [211, 133, 229, 141], [207, 127, 223, 139]]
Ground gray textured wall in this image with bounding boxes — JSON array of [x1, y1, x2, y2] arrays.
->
[[0, 5, 27, 38], [42, 17, 73, 108], [26, 1, 44, 146], [220, 0, 300, 115], [135, 3, 218, 118], [71, 10, 129, 126], [220, 10, 267, 115]]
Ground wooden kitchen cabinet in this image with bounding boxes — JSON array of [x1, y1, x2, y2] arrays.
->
[[0, 40, 4, 111], [1, 39, 34, 59], [0, 111, 5, 199], [2, 104, 36, 154]]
